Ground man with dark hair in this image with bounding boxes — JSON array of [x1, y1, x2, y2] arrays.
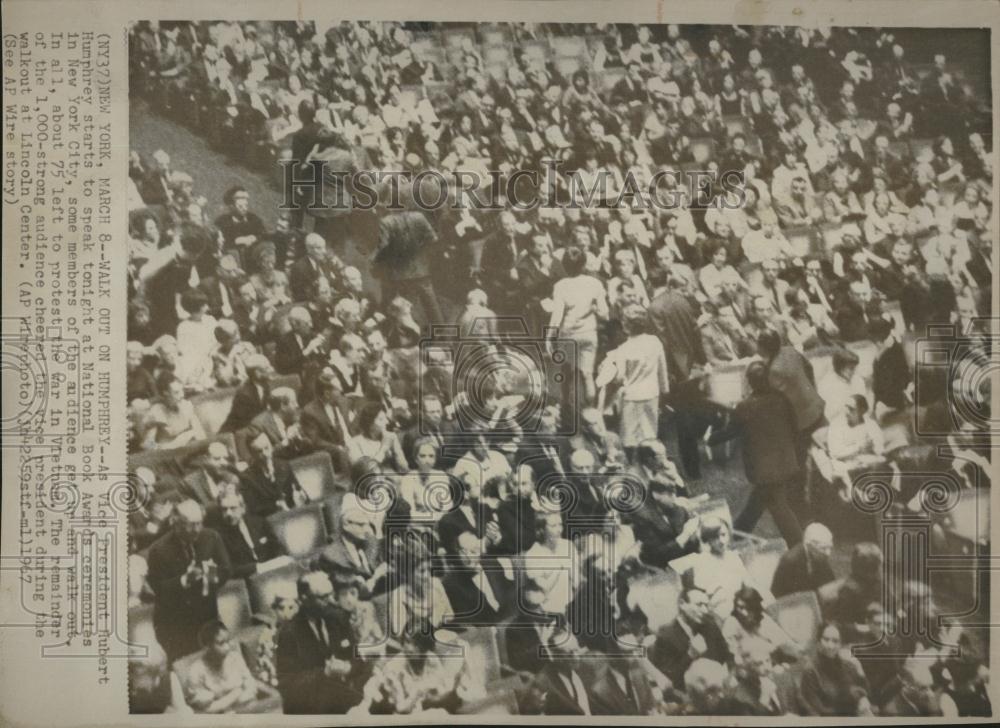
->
[[238, 431, 309, 517], [214, 483, 285, 578], [221, 353, 274, 433], [215, 186, 266, 250], [138, 221, 215, 339], [707, 359, 804, 545], [630, 477, 700, 568], [649, 587, 731, 690]]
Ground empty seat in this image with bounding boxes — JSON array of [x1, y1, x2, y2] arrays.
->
[[289, 451, 339, 501], [267, 503, 329, 560], [766, 590, 822, 647], [217, 577, 253, 632]]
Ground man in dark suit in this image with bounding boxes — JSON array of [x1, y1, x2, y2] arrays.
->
[[530, 627, 600, 715], [274, 306, 329, 377], [437, 475, 499, 557], [238, 430, 309, 518], [300, 368, 353, 474], [215, 484, 285, 578], [707, 360, 805, 546], [771, 522, 837, 598], [247, 386, 314, 460], [647, 271, 709, 478], [312, 504, 384, 593], [146, 499, 231, 661], [179, 440, 235, 520], [757, 330, 825, 466], [479, 211, 527, 315], [288, 232, 341, 303], [220, 354, 273, 433], [214, 186, 266, 250], [648, 587, 731, 691], [587, 636, 657, 716], [198, 254, 245, 320], [275, 571, 368, 714], [870, 317, 912, 413], [443, 529, 514, 625], [629, 477, 700, 569], [502, 579, 555, 676], [372, 200, 443, 326]]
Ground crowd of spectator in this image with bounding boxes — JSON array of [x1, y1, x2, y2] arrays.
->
[[126, 19, 992, 717]]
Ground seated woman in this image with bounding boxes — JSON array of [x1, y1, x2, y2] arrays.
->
[[797, 622, 873, 716], [175, 288, 217, 393], [385, 538, 452, 641], [686, 517, 764, 621], [826, 394, 886, 501], [347, 402, 409, 474], [141, 372, 206, 450], [699, 239, 744, 300], [397, 437, 456, 521], [181, 621, 259, 714], [722, 585, 801, 665]]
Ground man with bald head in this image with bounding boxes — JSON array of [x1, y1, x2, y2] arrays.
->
[[770, 521, 836, 598], [180, 440, 235, 517], [275, 306, 329, 376], [220, 353, 274, 433], [146, 498, 231, 661], [289, 232, 339, 301]]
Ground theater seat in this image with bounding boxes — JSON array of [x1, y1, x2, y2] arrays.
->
[[190, 387, 239, 436], [267, 504, 329, 560], [247, 561, 306, 615], [745, 539, 788, 595], [289, 451, 340, 501], [766, 590, 821, 646], [217, 577, 253, 633]]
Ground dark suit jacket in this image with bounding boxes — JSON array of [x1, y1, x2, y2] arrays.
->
[[648, 617, 731, 690], [535, 662, 600, 715], [589, 660, 657, 716], [503, 616, 553, 675], [312, 534, 381, 583], [275, 608, 367, 714], [288, 255, 338, 302], [647, 290, 707, 384], [873, 340, 910, 410], [247, 409, 314, 460], [238, 458, 305, 518], [146, 528, 231, 659], [770, 542, 837, 599], [180, 468, 227, 517], [629, 502, 696, 569], [221, 380, 269, 433], [273, 330, 307, 376], [217, 514, 285, 578], [198, 276, 242, 320], [767, 346, 824, 433], [442, 558, 514, 625], [708, 389, 801, 485], [437, 501, 496, 556]]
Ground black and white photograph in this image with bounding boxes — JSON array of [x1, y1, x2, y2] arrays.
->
[[122, 16, 993, 718]]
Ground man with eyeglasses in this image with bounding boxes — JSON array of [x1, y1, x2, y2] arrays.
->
[[275, 571, 369, 714]]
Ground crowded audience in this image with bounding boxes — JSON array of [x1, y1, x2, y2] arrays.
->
[[127, 19, 992, 716]]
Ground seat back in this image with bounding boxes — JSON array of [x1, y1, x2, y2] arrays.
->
[[267, 504, 329, 560], [766, 590, 822, 647], [217, 577, 253, 632], [744, 538, 788, 596], [290, 451, 339, 501], [190, 387, 239, 436], [247, 561, 307, 614]]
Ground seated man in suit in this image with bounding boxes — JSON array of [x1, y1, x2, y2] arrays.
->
[[215, 483, 285, 578], [629, 477, 701, 569], [247, 386, 313, 460], [770, 521, 837, 598], [443, 529, 514, 626], [299, 367, 353, 474], [220, 354, 273, 433], [238, 430, 309, 518], [312, 497, 385, 595], [528, 625, 600, 715], [649, 587, 731, 691], [275, 571, 369, 713], [180, 440, 236, 521], [146, 499, 231, 661]]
